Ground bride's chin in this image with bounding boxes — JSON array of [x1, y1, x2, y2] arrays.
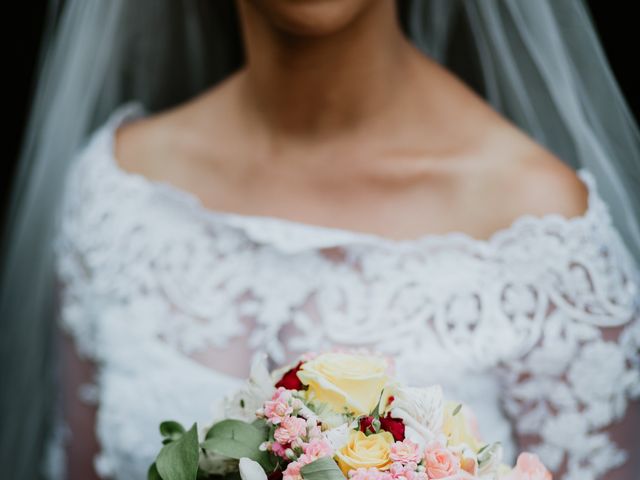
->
[[241, 0, 377, 37]]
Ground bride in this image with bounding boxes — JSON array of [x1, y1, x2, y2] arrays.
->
[[1, 1, 639, 479]]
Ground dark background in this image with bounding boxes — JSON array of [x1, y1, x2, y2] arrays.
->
[[4, 2, 639, 220]]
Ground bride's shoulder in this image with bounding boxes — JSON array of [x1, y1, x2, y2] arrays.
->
[[479, 123, 591, 227], [61, 98, 221, 209], [112, 101, 189, 180], [507, 151, 588, 218]]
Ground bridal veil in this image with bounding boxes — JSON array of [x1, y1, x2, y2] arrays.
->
[[1, 1, 639, 478]]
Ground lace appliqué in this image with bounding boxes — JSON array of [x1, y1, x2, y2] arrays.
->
[[499, 229, 640, 480]]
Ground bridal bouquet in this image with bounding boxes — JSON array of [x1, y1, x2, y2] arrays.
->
[[148, 351, 551, 480]]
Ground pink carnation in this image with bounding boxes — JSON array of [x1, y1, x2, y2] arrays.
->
[[272, 387, 293, 403], [307, 423, 323, 440], [390, 439, 422, 465], [348, 467, 393, 480], [263, 387, 294, 425], [274, 416, 308, 444], [283, 454, 317, 480], [270, 441, 289, 459], [389, 462, 418, 480], [501, 453, 552, 480], [302, 438, 333, 460], [283, 460, 304, 480], [423, 441, 461, 479]]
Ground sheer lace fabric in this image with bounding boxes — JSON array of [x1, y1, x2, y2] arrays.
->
[[52, 101, 640, 480]]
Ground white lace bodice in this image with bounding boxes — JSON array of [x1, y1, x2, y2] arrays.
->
[[51, 100, 640, 480]]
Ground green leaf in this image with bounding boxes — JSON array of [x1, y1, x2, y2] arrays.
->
[[148, 463, 162, 480], [476, 444, 489, 456], [220, 472, 243, 480], [201, 419, 272, 470], [452, 404, 462, 416], [197, 466, 234, 480], [156, 423, 200, 480], [368, 389, 386, 417], [251, 418, 270, 437], [160, 421, 187, 440], [300, 457, 346, 480]]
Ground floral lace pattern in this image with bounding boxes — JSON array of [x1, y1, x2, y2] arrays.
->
[[51, 101, 640, 480]]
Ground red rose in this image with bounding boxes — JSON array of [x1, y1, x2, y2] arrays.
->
[[275, 361, 305, 390], [359, 414, 404, 441], [268, 469, 283, 480], [359, 415, 377, 435], [380, 413, 405, 441]]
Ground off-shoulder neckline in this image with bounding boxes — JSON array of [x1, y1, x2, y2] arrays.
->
[[92, 99, 606, 253]]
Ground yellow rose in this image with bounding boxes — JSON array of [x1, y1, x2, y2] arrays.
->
[[442, 401, 483, 452], [335, 430, 394, 476], [297, 352, 389, 416]]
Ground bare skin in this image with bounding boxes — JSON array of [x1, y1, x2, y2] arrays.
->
[[63, 0, 638, 478], [113, 6, 589, 243]]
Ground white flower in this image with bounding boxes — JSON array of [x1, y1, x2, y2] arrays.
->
[[388, 384, 444, 446], [218, 353, 276, 423], [296, 401, 321, 424], [239, 457, 267, 480], [323, 422, 351, 452], [477, 442, 503, 477]]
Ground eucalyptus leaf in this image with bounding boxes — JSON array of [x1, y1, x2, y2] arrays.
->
[[202, 439, 273, 472], [160, 421, 187, 440], [148, 463, 162, 480], [156, 423, 200, 480], [300, 457, 346, 480], [222, 471, 243, 480], [201, 419, 272, 470], [251, 418, 271, 439]]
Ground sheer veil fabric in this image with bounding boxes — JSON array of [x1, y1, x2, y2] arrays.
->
[[1, 1, 639, 478]]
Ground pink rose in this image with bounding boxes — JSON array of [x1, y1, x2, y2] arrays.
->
[[502, 453, 552, 480], [459, 456, 477, 477], [436, 473, 476, 480], [423, 442, 460, 479], [390, 439, 422, 465], [274, 416, 308, 444]]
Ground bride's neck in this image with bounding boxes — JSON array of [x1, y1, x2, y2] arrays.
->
[[234, 0, 419, 141]]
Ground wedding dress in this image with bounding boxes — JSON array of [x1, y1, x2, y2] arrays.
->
[[52, 100, 640, 480]]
